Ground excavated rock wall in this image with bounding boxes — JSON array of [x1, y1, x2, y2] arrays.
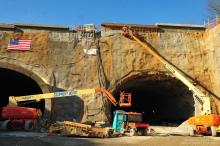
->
[[0, 24, 220, 122], [204, 25, 220, 112]]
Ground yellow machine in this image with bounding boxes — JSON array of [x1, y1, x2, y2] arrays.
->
[[8, 88, 117, 107]]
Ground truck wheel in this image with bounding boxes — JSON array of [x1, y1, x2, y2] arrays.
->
[[211, 126, 217, 137], [120, 128, 125, 135], [129, 128, 136, 136], [189, 129, 195, 136], [189, 125, 196, 136], [143, 128, 149, 136], [1, 120, 11, 130], [24, 120, 34, 131]]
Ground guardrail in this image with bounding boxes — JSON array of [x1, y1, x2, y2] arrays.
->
[[206, 16, 220, 29]]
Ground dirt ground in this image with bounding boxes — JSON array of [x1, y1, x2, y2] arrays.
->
[[0, 132, 220, 146]]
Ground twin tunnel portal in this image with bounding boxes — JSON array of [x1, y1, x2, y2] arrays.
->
[[0, 67, 195, 126]]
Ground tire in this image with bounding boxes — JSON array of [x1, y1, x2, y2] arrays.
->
[[129, 128, 136, 136], [189, 129, 195, 136], [24, 120, 34, 131], [137, 129, 143, 136], [1, 120, 11, 130], [143, 128, 149, 136], [35, 115, 42, 132], [211, 126, 217, 137], [189, 125, 196, 136], [120, 128, 125, 135]]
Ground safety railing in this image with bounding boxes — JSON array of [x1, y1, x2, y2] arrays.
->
[[206, 16, 220, 29]]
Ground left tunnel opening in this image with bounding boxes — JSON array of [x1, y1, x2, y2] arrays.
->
[[0, 68, 45, 114]]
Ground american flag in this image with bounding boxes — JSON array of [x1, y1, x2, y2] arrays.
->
[[7, 38, 32, 51]]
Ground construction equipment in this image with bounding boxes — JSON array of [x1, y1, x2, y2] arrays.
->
[[187, 114, 220, 136], [122, 27, 212, 116], [121, 27, 219, 136], [0, 88, 131, 130], [62, 121, 114, 138], [8, 88, 118, 107], [112, 110, 150, 136], [0, 106, 41, 131], [119, 91, 132, 107]]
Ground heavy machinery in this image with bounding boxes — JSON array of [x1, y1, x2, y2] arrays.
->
[[187, 114, 220, 136], [0, 106, 42, 131], [112, 110, 150, 136], [0, 88, 131, 131], [61, 121, 114, 138], [121, 27, 219, 136]]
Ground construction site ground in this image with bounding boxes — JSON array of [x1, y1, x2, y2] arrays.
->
[[0, 131, 220, 146]]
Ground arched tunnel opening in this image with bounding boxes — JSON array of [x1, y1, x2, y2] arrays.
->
[[0, 68, 45, 114], [112, 75, 195, 126]]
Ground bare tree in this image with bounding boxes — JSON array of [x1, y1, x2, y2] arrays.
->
[[208, 0, 220, 19]]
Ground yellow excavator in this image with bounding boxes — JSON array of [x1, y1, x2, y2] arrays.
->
[[121, 27, 220, 136], [0, 87, 131, 130]]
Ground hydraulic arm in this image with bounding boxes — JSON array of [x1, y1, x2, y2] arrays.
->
[[122, 27, 212, 115], [8, 88, 117, 107]]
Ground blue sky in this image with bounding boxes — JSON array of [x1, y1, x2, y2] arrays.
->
[[0, 0, 208, 27]]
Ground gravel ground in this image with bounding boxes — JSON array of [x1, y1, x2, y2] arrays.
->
[[0, 132, 220, 146]]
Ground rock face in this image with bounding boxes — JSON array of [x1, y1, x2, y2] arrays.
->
[[0, 23, 220, 123]]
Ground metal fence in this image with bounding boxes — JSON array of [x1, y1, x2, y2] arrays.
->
[[206, 16, 220, 28]]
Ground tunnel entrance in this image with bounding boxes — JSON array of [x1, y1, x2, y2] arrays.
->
[[0, 68, 45, 113], [112, 75, 195, 126]]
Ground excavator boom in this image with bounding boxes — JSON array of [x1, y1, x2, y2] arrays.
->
[[8, 88, 119, 107], [9, 89, 96, 106]]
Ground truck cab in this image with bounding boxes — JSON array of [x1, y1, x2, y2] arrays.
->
[[112, 110, 150, 136]]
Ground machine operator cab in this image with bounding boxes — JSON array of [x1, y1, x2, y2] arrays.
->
[[112, 110, 150, 136]]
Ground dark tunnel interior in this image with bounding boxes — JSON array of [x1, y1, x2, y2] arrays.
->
[[0, 68, 45, 113], [112, 76, 195, 126]]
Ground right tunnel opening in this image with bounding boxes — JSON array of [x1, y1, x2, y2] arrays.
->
[[112, 75, 195, 126]]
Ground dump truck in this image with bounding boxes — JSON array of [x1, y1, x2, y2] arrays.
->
[[0, 88, 131, 131], [112, 110, 150, 136], [121, 27, 219, 136]]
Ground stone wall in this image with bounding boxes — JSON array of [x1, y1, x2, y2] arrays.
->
[[0, 23, 220, 123], [204, 24, 220, 112]]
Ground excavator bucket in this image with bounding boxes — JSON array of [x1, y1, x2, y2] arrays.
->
[[119, 91, 131, 107]]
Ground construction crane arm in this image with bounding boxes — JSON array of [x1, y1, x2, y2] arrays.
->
[[8, 88, 117, 107], [122, 28, 211, 115]]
